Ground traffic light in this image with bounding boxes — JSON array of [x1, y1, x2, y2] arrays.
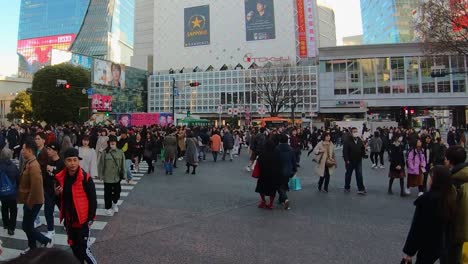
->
[[187, 110, 191, 117], [105, 112, 110, 117], [56, 79, 70, 89], [65, 83, 71, 89], [189, 82, 200, 87]]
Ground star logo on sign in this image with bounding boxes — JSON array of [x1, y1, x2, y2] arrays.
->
[[191, 16, 202, 28]]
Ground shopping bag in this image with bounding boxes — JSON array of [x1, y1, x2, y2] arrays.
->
[[288, 176, 302, 191], [251, 160, 260, 179]]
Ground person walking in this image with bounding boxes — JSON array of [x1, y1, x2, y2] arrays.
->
[[177, 128, 186, 161], [406, 139, 427, 196], [143, 132, 156, 174], [210, 131, 222, 162], [54, 148, 98, 264], [95, 129, 109, 163], [18, 138, 52, 254], [275, 134, 297, 210], [0, 146, 20, 236], [222, 129, 234, 161], [117, 129, 134, 184], [387, 135, 408, 197], [130, 133, 144, 172], [78, 136, 98, 179], [369, 131, 383, 169], [422, 135, 434, 192], [163, 130, 177, 175], [402, 165, 456, 264], [184, 132, 199, 174], [255, 139, 278, 209], [343, 127, 367, 195], [313, 132, 336, 193], [98, 135, 126, 215]]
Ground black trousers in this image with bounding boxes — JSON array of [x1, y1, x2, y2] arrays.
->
[[69, 224, 97, 264], [1, 198, 17, 231], [104, 183, 121, 209]]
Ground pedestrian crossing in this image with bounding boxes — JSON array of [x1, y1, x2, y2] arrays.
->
[[0, 160, 149, 261]]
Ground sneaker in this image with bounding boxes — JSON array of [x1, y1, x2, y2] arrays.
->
[[418, 192, 424, 197], [371, 164, 377, 169], [113, 203, 119, 213], [283, 200, 291, 210], [245, 166, 251, 172], [405, 188, 411, 195], [105, 209, 114, 216], [127, 180, 136, 184], [379, 165, 385, 169], [178, 157, 184, 161], [34, 218, 42, 228], [45, 231, 55, 240], [357, 191, 366, 195], [20, 248, 30, 255]]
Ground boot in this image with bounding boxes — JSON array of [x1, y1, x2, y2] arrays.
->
[[191, 165, 197, 175], [387, 178, 394, 195]]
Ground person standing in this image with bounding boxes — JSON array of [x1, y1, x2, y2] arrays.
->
[[343, 127, 367, 195], [388, 135, 408, 197], [98, 136, 125, 215], [222, 129, 234, 161], [78, 136, 98, 179], [54, 148, 98, 264], [210, 131, 222, 162], [177, 128, 186, 161], [313, 133, 336, 193], [184, 132, 199, 174], [0, 147, 20, 236], [369, 131, 383, 169], [422, 135, 434, 192], [402, 166, 456, 264], [255, 139, 278, 209], [130, 133, 144, 172], [163, 130, 177, 175], [143, 132, 156, 174], [18, 138, 52, 253], [95, 129, 109, 164], [406, 139, 427, 196], [275, 134, 297, 210]]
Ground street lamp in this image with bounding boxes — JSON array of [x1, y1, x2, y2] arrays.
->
[[172, 78, 176, 123]]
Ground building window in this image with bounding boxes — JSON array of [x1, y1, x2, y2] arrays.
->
[[453, 80, 466, 93], [391, 57, 405, 81], [406, 57, 420, 93], [376, 58, 391, 94], [362, 58, 376, 94], [437, 81, 451, 93]]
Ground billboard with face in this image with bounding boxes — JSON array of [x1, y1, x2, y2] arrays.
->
[[17, 34, 75, 78], [184, 5, 210, 47], [245, 0, 276, 41], [93, 59, 126, 88], [91, 94, 113, 112]]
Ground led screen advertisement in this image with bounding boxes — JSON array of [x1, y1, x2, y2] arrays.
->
[[93, 59, 126, 88], [17, 34, 76, 78], [245, 0, 276, 41], [184, 5, 210, 47], [91, 94, 113, 111]]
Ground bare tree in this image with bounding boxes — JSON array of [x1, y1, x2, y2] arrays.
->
[[414, 0, 468, 56], [253, 66, 303, 117]]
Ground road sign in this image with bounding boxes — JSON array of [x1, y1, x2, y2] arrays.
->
[[228, 108, 233, 115], [87, 88, 94, 96], [217, 105, 223, 114], [233, 108, 239, 115]]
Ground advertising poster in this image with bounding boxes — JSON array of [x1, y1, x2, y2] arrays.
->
[[71, 53, 93, 70], [245, 0, 276, 41], [158, 113, 173, 127], [304, 0, 318, 57], [91, 94, 113, 112], [117, 114, 132, 127], [184, 5, 210, 47], [296, 0, 308, 58], [17, 34, 75, 78], [131, 113, 159, 127], [93, 59, 126, 88], [51, 49, 93, 70]]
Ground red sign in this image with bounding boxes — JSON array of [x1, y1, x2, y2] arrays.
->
[[91, 94, 113, 111], [296, 0, 308, 58], [131, 113, 159, 127], [17, 34, 76, 64]]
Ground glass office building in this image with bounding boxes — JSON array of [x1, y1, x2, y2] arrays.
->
[[148, 66, 318, 121], [360, 0, 418, 44]]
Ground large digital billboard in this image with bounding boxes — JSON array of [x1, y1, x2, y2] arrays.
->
[[17, 34, 75, 78], [93, 59, 126, 88], [184, 5, 210, 47], [245, 0, 276, 41]]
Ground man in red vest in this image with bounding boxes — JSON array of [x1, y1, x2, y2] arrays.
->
[[55, 148, 97, 264]]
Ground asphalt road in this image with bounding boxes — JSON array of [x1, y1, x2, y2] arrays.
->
[[92, 148, 416, 264]]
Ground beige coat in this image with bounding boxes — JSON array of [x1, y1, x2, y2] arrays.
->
[[313, 141, 336, 177], [18, 158, 44, 207]]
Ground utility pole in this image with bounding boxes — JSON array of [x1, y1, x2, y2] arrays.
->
[[172, 78, 176, 124]]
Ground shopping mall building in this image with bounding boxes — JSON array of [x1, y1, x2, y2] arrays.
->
[[139, 0, 467, 128]]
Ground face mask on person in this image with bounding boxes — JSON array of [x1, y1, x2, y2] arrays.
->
[[353, 132, 359, 138], [398, 137, 403, 142], [110, 143, 117, 149]]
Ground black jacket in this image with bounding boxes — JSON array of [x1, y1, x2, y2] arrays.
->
[[343, 137, 366, 163], [432, 143, 446, 166], [389, 143, 405, 171], [275, 143, 297, 188], [403, 192, 451, 263]]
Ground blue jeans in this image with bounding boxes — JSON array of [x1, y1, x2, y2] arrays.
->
[[125, 159, 133, 180], [344, 161, 366, 191], [44, 192, 55, 232], [22, 204, 50, 248]]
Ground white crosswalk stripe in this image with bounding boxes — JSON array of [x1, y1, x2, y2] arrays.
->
[[0, 160, 149, 261]]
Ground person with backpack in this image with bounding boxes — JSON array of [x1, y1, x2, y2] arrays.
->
[[406, 139, 427, 196], [98, 135, 126, 216], [54, 147, 98, 264], [445, 145, 468, 264], [0, 146, 20, 236]]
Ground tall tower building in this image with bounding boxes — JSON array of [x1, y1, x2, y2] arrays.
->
[[317, 3, 337, 47], [17, 0, 134, 78], [360, 0, 418, 44]]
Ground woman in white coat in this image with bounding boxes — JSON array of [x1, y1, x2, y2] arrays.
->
[[78, 135, 98, 178], [313, 132, 336, 192]]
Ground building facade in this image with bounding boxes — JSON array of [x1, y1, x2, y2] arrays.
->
[[317, 3, 337, 47], [319, 43, 468, 127], [0, 77, 32, 126], [17, 0, 134, 78], [360, 0, 418, 44]]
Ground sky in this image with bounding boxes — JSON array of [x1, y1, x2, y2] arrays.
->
[[0, 0, 362, 77]]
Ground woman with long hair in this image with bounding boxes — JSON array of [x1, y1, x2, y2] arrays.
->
[[406, 139, 427, 196], [313, 132, 336, 193], [255, 139, 278, 209], [402, 165, 456, 264], [387, 134, 407, 197], [143, 132, 156, 174]]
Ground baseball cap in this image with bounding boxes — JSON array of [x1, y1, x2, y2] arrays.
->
[[47, 142, 60, 152], [63, 148, 82, 160]]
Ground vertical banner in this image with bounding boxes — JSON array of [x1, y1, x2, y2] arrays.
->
[[91, 94, 113, 111], [184, 5, 210, 47], [304, 0, 317, 57], [245, 0, 276, 41], [296, 0, 308, 58]]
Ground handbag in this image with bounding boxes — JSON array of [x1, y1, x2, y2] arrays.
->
[[324, 144, 336, 167], [251, 160, 260, 178], [288, 176, 302, 191]]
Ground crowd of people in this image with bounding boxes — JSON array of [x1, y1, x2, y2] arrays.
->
[[0, 122, 466, 263]]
